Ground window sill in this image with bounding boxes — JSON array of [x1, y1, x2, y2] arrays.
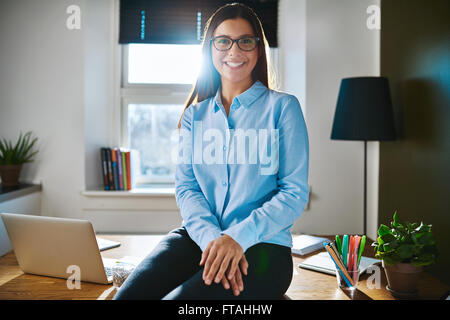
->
[[81, 184, 175, 198]]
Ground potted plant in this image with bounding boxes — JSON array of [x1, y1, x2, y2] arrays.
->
[[0, 131, 39, 187], [372, 211, 438, 298]]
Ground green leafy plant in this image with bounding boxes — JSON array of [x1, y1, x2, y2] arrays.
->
[[372, 211, 438, 267], [0, 131, 39, 165]]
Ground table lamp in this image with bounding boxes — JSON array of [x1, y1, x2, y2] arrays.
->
[[331, 76, 396, 235]]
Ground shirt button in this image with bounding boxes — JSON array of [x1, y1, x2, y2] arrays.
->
[[223, 146, 226, 151], [228, 125, 233, 129], [222, 181, 227, 186]]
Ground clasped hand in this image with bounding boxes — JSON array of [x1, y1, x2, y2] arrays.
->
[[199, 234, 248, 296]]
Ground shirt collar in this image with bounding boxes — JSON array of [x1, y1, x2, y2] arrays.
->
[[213, 80, 267, 113]]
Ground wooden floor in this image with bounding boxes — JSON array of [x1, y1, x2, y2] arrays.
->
[[0, 234, 448, 300]]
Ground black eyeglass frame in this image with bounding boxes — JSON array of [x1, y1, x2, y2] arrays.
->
[[210, 36, 260, 52]]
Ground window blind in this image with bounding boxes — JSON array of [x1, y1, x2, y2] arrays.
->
[[119, 0, 279, 47]]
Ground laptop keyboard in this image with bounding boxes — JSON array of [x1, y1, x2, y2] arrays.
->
[[105, 267, 113, 278]]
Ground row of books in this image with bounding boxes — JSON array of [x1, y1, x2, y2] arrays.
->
[[100, 147, 140, 191]]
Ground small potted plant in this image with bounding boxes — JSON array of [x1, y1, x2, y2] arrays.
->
[[0, 131, 39, 187], [372, 211, 438, 298]]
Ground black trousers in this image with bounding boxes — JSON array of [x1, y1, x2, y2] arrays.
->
[[113, 227, 293, 300]]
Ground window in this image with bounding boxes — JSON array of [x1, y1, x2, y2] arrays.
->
[[126, 103, 183, 183], [127, 43, 202, 84], [121, 43, 279, 185], [121, 43, 201, 185]]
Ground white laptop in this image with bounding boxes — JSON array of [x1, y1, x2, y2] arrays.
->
[[1, 213, 121, 284]]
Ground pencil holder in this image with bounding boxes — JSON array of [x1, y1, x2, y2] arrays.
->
[[335, 268, 360, 291]]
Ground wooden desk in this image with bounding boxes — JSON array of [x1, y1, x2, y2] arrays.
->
[[0, 235, 447, 300]]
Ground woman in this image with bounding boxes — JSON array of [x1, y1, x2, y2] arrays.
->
[[114, 2, 309, 300]]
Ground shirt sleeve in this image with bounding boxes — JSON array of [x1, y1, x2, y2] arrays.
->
[[175, 105, 223, 252], [221, 95, 310, 252]]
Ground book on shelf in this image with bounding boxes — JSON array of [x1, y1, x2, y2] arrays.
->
[[111, 148, 119, 191], [100, 148, 109, 191], [128, 149, 140, 190], [100, 147, 141, 191], [106, 148, 114, 190], [115, 148, 124, 190], [121, 149, 127, 190], [125, 150, 131, 190]]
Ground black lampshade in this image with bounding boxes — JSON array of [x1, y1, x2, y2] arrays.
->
[[331, 77, 396, 141]]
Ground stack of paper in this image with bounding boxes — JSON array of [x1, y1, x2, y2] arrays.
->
[[96, 237, 121, 251], [291, 234, 330, 255]]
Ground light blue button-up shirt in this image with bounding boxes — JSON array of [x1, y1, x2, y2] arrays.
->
[[175, 80, 309, 253]]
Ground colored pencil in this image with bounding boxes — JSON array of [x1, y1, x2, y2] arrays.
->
[[330, 241, 344, 266], [353, 236, 361, 282], [357, 235, 366, 268], [347, 235, 354, 272], [335, 235, 342, 256], [324, 243, 354, 287], [342, 235, 349, 269]]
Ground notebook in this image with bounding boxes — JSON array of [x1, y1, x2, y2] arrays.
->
[[96, 237, 121, 251], [298, 251, 381, 276], [291, 234, 330, 255]]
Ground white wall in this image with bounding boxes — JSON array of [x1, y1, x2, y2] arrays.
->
[[279, 0, 307, 117], [0, 0, 181, 234], [280, 0, 380, 239], [0, 0, 85, 220], [0, 0, 380, 240]]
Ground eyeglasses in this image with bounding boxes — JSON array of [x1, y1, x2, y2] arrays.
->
[[211, 36, 260, 51]]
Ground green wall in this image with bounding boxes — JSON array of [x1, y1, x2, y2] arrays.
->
[[379, 0, 450, 285]]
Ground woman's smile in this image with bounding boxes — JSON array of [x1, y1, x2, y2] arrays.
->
[[223, 61, 246, 69]]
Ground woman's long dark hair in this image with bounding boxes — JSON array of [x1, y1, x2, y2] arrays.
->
[[177, 2, 275, 129]]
